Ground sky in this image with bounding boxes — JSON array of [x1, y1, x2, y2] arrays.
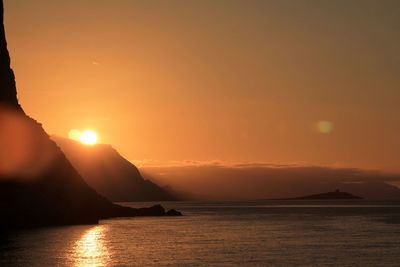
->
[[4, 0, 400, 172]]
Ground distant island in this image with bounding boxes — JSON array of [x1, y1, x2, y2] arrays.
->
[[283, 189, 363, 200]]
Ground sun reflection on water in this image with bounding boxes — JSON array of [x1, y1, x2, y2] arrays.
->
[[74, 225, 110, 267]]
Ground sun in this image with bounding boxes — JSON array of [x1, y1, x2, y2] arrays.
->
[[68, 129, 98, 145], [79, 130, 98, 145]]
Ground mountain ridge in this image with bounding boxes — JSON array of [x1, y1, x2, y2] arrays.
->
[[52, 136, 177, 202]]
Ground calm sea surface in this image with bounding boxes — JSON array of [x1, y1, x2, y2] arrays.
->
[[1, 200, 400, 266]]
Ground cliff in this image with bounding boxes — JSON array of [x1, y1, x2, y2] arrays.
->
[[0, 1, 21, 110], [0, 1, 180, 229]]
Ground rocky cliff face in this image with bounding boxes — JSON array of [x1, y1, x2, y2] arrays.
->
[[0, 1, 180, 229], [0, 1, 22, 111]]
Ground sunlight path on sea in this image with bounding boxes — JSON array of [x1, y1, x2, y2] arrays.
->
[[73, 225, 110, 267]]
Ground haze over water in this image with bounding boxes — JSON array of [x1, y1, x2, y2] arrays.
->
[[1, 201, 400, 266]]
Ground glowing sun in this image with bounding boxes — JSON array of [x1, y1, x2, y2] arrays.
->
[[68, 129, 98, 145]]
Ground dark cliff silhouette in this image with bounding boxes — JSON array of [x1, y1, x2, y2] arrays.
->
[[53, 136, 177, 202], [283, 189, 362, 200], [0, 1, 180, 229], [0, 2, 21, 111]]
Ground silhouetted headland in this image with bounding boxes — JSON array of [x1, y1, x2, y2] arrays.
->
[[283, 189, 362, 200], [53, 136, 177, 202], [0, 1, 180, 229]]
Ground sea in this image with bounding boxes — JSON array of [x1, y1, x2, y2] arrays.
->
[[1, 200, 400, 267]]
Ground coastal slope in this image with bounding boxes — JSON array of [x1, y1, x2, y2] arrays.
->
[[53, 136, 176, 202]]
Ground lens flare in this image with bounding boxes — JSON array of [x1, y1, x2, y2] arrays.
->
[[0, 106, 58, 179], [68, 129, 81, 141], [317, 120, 334, 134]]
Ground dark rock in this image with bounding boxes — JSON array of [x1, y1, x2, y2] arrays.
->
[[165, 209, 183, 216], [0, 1, 22, 111]]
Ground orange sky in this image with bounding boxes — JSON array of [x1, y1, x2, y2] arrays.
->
[[4, 0, 400, 172]]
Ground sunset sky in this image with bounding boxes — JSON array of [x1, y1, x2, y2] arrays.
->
[[4, 0, 400, 172]]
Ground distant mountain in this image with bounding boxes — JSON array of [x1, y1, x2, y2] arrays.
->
[[285, 190, 362, 200], [53, 137, 176, 202]]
